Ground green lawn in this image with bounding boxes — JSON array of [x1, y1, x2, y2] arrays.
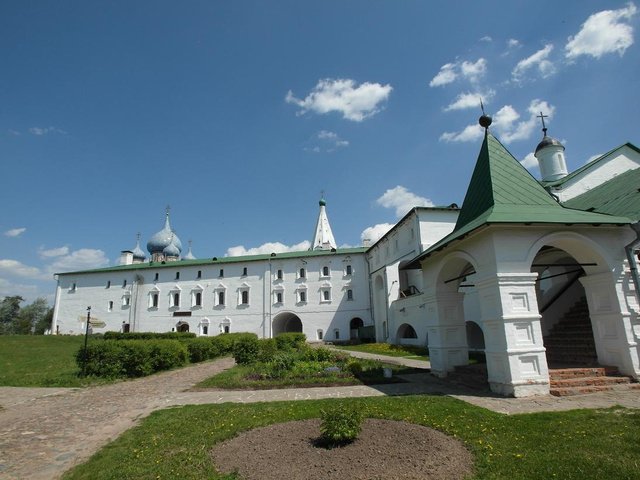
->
[[335, 342, 429, 361], [62, 395, 640, 480], [0, 335, 112, 387]]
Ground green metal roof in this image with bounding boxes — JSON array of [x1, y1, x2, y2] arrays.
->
[[541, 142, 640, 188], [56, 247, 367, 276], [406, 132, 632, 268], [562, 167, 640, 221]]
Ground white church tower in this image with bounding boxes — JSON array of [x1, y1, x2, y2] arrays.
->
[[311, 196, 337, 250], [534, 112, 568, 182]]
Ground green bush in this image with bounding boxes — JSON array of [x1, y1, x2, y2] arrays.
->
[[77, 341, 123, 378], [274, 332, 306, 351], [319, 402, 364, 446], [120, 341, 154, 377], [266, 351, 297, 378], [257, 338, 278, 363], [77, 339, 188, 378], [103, 331, 196, 340], [148, 340, 188, 371], [232, 336, 260, 365], [185, 338, 222, 363], [301, 346, 336, 362], [212, 332, 259, 355]]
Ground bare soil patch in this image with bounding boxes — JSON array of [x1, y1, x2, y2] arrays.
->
[[211, 418, 474, 480]]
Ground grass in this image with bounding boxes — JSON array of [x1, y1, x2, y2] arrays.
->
[[62, 395, 640, 480], [0, 335, 114, 387], [334, 342, 429, 361]]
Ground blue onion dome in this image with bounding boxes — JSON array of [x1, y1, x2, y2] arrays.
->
[[163, 241, 180, 258], [319, 197, 326, 207], [147, 211, 182, 254], [132, 234, 146, 261]]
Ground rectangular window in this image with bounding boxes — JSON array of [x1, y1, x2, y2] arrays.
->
[[322, 266, 330, 277], [108, 301, 113, 312], [173, 292, 180, 308], [323, 290, 330, 301], [175, 272, 180, 280], [241, 290, 249, 304], [154, 273, 159, 281], [202, 325, 208, 335], [218, 291, 225, 306], [276, 292, 283, 303], [195, 292, 202, 306], [123, 279, 127, 288], [219, 269, 224, 278], [299, 290, 306, 303], [347, 289, 353, 301], [197, 270, 202, 279], [299, 268, 306, 279], [277, 269, 283, 280], [242, 267, 248, 276], [123, 296, 130, 306], [152, 293, 159, 308], [346, 265, 352, 275]]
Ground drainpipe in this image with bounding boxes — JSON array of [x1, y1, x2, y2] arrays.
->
[[625, 222, 640, 304]]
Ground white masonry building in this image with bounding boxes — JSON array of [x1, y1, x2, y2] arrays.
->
[[51, 116, 640, 397]]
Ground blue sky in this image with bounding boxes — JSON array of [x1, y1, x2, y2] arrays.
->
[[1, 1, 638, 303]]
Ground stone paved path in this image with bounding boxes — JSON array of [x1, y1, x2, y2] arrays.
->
[[1, 354, 639, 480]]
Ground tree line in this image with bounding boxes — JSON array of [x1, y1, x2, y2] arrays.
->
[[0, 296, 53, 335]]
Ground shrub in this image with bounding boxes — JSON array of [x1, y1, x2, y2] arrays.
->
[[301, 346, 336, 362], [257, 338, 278, 363], [185, 338, 221, 363], [148, 340, 188, 371], [266, 351, 297, 378], [346, 358, 363, 375], [232, 336, 260, 365], [103, 331, 196, 341], [319, 402, 364, 446], [120, 341, 153, 377], [274, 332, 306, 351], [77, 340, 123, 378], [212, 332, 259, 355]]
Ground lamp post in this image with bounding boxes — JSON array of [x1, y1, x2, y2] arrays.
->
[[82, 306, 91, 376]]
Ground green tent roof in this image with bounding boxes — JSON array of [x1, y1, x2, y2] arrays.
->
[[407, 132, 631, 267]]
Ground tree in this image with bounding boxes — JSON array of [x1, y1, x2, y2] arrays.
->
[[34, 307, 54, 335], [0, 296, 24, 334], [15, 298, 49, 335]]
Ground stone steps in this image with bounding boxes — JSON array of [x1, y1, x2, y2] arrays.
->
[[544, 297, 598, 366], [548, 366, 637, 396]]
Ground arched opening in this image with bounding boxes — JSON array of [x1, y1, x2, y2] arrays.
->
[[176, 321, 189, 333], [272, 312, 303, 336], [350, 317, 364, 340], [531, 246, 596, 367], [397, 323, 418, 340]]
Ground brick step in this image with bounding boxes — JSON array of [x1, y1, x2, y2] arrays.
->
[[550, 376, 631, 388], [549, 366, 619, 379], [550, 383, 639, 397], [547, 356, 599, 365]]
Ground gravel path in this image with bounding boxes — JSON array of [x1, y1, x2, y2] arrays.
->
[[0, 358, 235, 480]]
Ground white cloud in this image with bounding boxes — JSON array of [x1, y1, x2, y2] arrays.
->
[[586, 153, 603, 164], [0, 278, 42, 302], [28, 126, 67, 136], [493, 99, 555, 143], [439, 123, 484, 143], [444, 90, 495, 111], [460, 58, 487, 81], [8, 129, 20, 136], [38, 246, 70, 258], [0, 259, 47, 280], [376, 186, 434, 218], [507, 38, 521, 49], [566, 3, 637, 59], [4, 227, 26, 238], [520, 152, 539, 170], [512, 44, 555, 80], [480, 36, 493, 43], [47, 249, 109, 273], [429, 63, 458, 87], [285, 78, 392, 122], [226, 241, 311, 257], [360, 223, 395, 244]]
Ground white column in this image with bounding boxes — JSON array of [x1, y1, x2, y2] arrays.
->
[[425, 291, 468, 377], [477, 273, 549, 397]]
